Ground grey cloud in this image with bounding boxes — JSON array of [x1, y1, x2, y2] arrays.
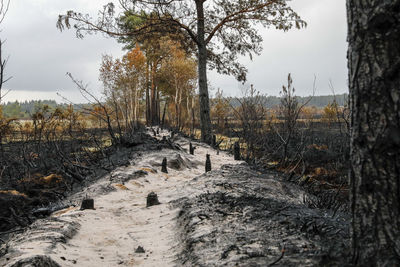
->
[[2, 0, 348, 103], [2, 0, 123, 102], [210, 0, 348, 97]]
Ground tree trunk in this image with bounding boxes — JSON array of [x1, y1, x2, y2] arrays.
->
[[186, 95, 191, 132], [0, 39, 4, 105], [175, 82, 179, 129], [157, 89, 161, 125], [178, 85, 183, 130], [134, 86, 139, 128], [145, 59, 150, 126], [161, 99, 167, 129], [192, 97, 196, 136], [347, 0, 400, 265], [175, 99, 179, 129], [150, 62, 158, 125], [196, 0, 212, 144]]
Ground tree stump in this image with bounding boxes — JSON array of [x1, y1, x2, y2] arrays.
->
[[234, 142, 241, 160], [80, 198, 95, 210], [189, 142, 196, 155], [156, 128, 160, 135], [162, 136, 167, 142], [135, 246, 145, 253], [212, 135, 217, 148], [146, 192, 160, 207], [205, 154, 211, 173], [161, 157, 168, 173]]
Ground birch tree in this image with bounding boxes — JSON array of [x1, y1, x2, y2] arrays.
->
[[157, 39, 197, 130], [99, 45, 146, 131]]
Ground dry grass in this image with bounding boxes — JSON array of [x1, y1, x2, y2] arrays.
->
[[131, 181, 144, 187], [18, 173, 63, 186], [313, 167, 329, 176], [40, 174, 63, 184], [140, 167, 157, 174], [114, 184, 129, 190], [0, 190, 28, 198], [52, 206, 78, 216], [307, 144, 328, 151]]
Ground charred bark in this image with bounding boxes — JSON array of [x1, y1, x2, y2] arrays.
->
[[80, 198, 95, 210], [146, 192, 160, 207], [205, 154, 211, 173], [161, 157, 168, 173], [161, 99, 167, 129], [347, 0, 400, 265], [196, 0, 212, 144]]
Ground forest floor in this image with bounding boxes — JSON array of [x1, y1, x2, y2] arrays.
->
[[0, 129, 350, 266]]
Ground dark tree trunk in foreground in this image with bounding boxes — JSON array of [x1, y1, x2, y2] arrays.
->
[[347, 0, 400, 265], [196, 0, 212, 144]]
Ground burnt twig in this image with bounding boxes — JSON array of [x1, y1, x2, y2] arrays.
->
[[268, 244, 286, 266]]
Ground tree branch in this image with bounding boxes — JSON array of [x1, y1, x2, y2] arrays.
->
[[205, 0, 280, 44]]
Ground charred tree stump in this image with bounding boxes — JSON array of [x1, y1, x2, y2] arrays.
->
[[80, 198, 95, 210], [152, 128, 157, 137], [161, 158, 168, 173], [146, 192, 160, 207], [205, 154, 211, 173], [135, 246, 145, 253], [234, 142, 241, 160], [189, 143, 196, 155], [156, 128, 160, 135]]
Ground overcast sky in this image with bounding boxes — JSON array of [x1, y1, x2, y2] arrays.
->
[[1, 0, 348, 103]]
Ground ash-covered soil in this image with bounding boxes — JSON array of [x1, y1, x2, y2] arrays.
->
[[0, 130, 350, 266], [173, 164, 350, 266]]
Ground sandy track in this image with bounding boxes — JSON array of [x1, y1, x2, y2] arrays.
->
[[2, 130, 239, 266]]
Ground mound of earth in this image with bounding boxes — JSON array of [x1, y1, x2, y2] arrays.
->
[[173, 164, 350, 266]]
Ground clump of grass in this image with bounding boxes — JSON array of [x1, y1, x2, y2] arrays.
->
[[114, 184, 129, 190], [0, 190, 28, 198]]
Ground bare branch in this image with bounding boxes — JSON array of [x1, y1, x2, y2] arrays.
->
[[0, 38, 12, 104], [0, 0, 10, 25], [206, 0, 280, 44]]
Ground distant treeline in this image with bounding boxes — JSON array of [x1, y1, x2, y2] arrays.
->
[[228, 93, 349, 108], [0, 100, 86, 119], [1, 94, 348, 119]]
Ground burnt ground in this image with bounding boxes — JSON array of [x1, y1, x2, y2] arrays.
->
[[0, 131, 351, 266], [0, 131, 182, 241], [173, 164, 351, 266]]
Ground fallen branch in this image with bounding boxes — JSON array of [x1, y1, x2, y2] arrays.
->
[[268, 244, 285, 266]]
